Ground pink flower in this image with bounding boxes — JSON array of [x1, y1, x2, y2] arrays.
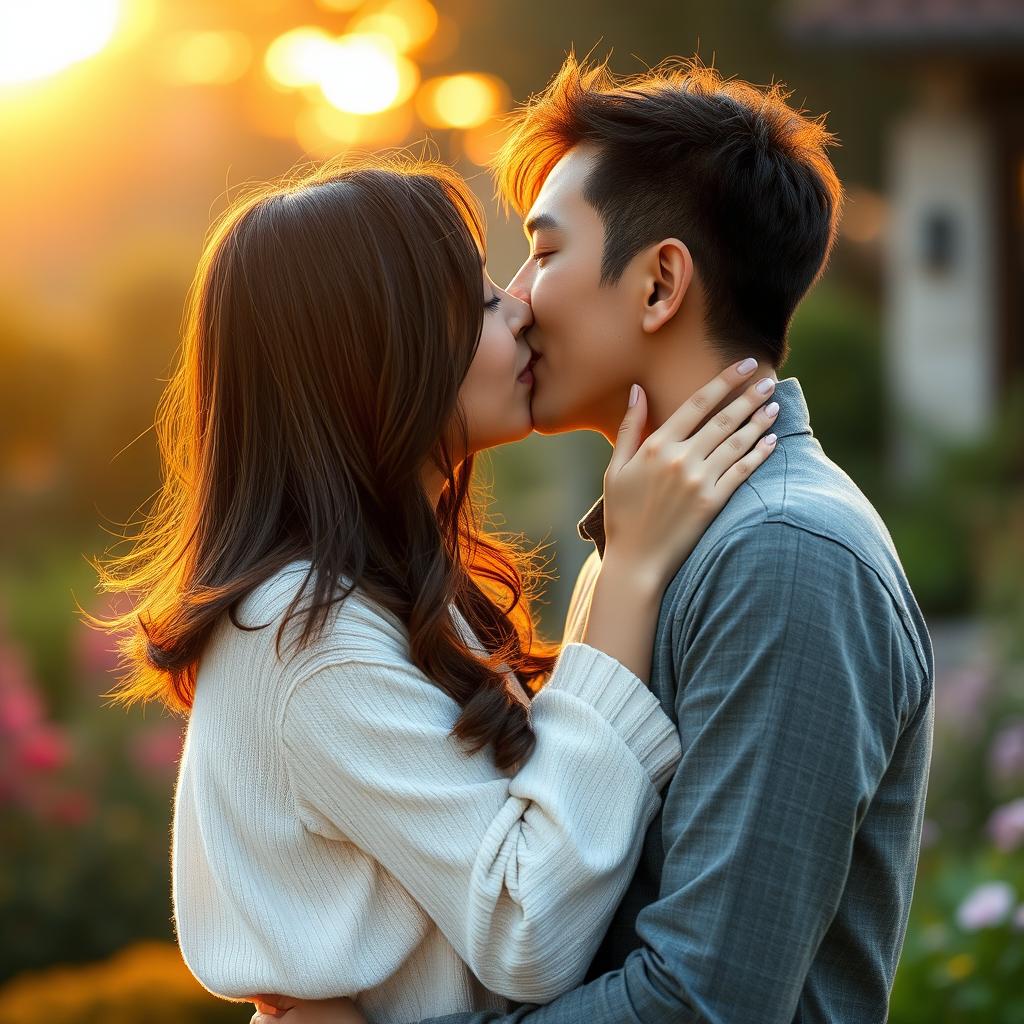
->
[[16, 723, 70, 772], [987, 799, 1024, 853], [0, 683, 44, 734], [956, 881, 1016, 931], [989, 720, 1024, 784]]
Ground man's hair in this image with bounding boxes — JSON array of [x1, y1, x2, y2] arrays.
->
[[494, 55, 844, 366]]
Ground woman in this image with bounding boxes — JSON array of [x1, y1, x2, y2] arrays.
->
[[92, 155, 778, 1023]]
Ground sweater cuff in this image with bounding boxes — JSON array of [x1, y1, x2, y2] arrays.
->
[[542, 642, 681, 791]]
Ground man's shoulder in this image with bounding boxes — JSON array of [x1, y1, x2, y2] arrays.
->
[[689, 435, 899, 579], [666, 436, 932, 673]]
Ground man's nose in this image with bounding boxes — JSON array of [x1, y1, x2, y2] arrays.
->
[[506, 258, 534, 303], [508, 289, 534, 333]]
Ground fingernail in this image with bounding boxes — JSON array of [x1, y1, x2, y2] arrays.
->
[[756, 378, 775, 396], [629, 384, 640, 407], [764, 433, 778, 447], [765, 401, 779, 419], [737, 357, 758, 376]]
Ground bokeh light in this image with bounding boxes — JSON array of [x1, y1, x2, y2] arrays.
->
[[319, 34, 417, 116], [295, 104, 365, 154], [461, 118, 511, 167], [416, 73, 506, 129], [349, 0, 439, 54], [0, 0, 122, 87], [264, 26, 337, 90], [295, 100, 414, 157], [159, 31, 253, 86]]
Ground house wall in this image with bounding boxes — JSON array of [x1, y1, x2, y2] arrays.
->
[[885, 104, 998, 473]]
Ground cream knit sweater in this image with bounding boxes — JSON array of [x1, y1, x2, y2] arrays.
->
[[172, 561, 681, 1024]]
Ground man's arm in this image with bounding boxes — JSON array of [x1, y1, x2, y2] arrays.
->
[[412, 522, 910, 1024]]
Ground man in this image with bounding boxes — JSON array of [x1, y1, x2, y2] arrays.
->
[[257, 56, 934, 1023]]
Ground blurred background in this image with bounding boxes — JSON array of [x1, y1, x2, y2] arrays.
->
[[1, 0, 1022, 1020]]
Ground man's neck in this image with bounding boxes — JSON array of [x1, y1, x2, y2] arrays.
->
[[598, 346, 777, 443]]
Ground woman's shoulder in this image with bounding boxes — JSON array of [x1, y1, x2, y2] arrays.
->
[[234, 559, 412, 671]]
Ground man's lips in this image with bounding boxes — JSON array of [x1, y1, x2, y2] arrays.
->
[[516, 347, 541, 382]]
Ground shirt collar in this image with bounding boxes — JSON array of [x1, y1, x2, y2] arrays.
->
[[576, 376, 813, 557]]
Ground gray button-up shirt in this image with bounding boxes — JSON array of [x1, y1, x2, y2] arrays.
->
[[419, 376, 934, 1023]]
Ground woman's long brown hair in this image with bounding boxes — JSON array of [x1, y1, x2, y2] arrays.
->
[[86, 155, 557, 771]]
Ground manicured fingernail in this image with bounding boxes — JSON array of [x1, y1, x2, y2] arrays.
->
[[764, 433, 778, 447], [629, 384, 640, 407], [765, 402, 779, 419], [737, 357, 758, 376], [756, 378, 775, 396]]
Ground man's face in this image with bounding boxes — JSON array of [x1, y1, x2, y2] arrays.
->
[[508, 145, 644, 435]]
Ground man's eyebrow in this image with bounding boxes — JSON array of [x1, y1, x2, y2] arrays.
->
[[524, 213, 558, 238]]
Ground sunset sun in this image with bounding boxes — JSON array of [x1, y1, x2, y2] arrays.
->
[[0, 0, 121, 88]]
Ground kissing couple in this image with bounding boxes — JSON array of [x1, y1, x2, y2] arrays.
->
[[97, 53, 934, 1024]]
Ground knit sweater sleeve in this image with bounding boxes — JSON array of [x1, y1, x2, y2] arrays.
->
[[279, 640, 680, 1004]]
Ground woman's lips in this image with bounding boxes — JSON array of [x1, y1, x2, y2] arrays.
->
[[517, 350, 540, 385]]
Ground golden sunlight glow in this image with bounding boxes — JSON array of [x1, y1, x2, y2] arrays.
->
[[161, 31, 252, 86], [416, 73, 504, 130], [264, 26, 336, 90], [462, 118, 510, 167], [349, 0, 438, 54], [319, 34, 416, 116], [295, 103, 364, 155], [315, 0, 365, 10], [0, 0, 121, 87], [393, 54, 421, 107], [296, 100, 413, 156]]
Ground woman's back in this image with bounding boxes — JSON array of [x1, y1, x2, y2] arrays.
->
[[173, 562, 508, 1022]]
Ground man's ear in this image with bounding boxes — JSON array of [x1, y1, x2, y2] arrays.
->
[[640, 239, 693, 334]]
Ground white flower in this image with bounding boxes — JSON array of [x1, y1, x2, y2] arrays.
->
[[987, 798, 1024, 853], [956, 881, 1016, 931]]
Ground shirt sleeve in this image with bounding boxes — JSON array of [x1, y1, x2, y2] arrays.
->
[[562, 550, 601, 646], [280, 640, 681, 1004], [411, 523, 910, 1024]]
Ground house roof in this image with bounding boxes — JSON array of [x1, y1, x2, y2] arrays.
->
[[786, 0, 1024, 50]]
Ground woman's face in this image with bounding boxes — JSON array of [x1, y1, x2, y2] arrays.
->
[[456, 267, 536, 455]]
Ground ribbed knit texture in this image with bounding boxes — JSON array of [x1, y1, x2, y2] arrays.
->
[[172, 561, 680, 1024]]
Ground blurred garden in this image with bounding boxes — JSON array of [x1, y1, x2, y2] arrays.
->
[[1, 0, 1022, 1020]]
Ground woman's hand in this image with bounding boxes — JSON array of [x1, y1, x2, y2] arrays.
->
[[580, 360, 778, 683], [602, 359, 779, 592], [248, 995, 366, 1024]]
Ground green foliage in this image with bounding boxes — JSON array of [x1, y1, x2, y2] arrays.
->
[[889, 494, 1024, 1022], [886, 384, 1023, 617], [785, 284, 1023, 617], [0, 545, 183, 983], [891, 853, 1024, 1024], [784, 281, 887, 500]]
